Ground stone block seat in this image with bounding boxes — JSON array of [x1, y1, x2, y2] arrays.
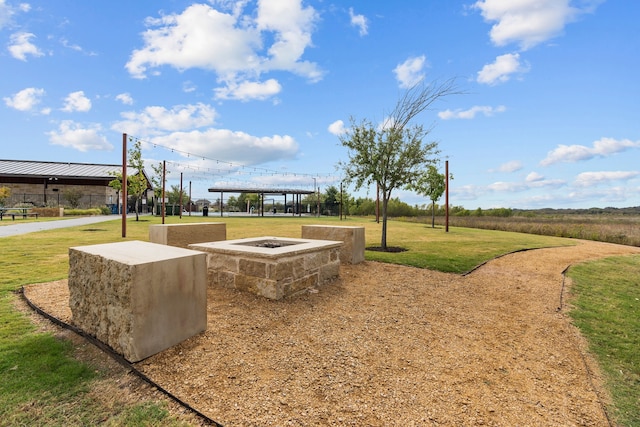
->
[[301, 225, 365, 264], [68, 240, 207, 362], [149, 222, 226, 248]]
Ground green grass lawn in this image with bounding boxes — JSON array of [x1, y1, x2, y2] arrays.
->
[[0, 214, 637, 425], [568, 256, 640, 427]]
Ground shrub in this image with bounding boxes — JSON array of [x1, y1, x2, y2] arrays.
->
[[0, 186, 10, 206], [64, 208, 101, 216], [32, 207, 62, 217]]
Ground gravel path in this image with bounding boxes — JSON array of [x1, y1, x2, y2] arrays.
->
[[23, 240, 640, 426]]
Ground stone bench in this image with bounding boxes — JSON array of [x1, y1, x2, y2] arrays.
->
[[149, 222, 226, 248], [301, 225, 365, 264], [68, 240, 207, 362]]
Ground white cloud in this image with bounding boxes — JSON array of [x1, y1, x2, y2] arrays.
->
[[540, 137, 640, 166], [0, 1, 30, 30], [115, 93, 134, 105], [4, 87, 45, 111], [62, 91, 92, 112], [150, 128, 298, 166], [8, 31, 43, 61], [439, 105, 506, 120], [112, 103, 217, 136], [60, 38, 81, 52], [251, 172, 318, 188], [47, 120, 113, 152], [125, 1, 322, 101], [328, 119, 346, 136], [0, 0, 13, 29], [486, 171, 567, 194], [491, 160, 523, 173], [393, 55, 427, 89], [488, 181, 526, 192], [525, 171, 544, 182], [451, 184, 485, 201], [182, 81, 196, 93], [214, 78, 282, 101], [349, 8, 368, 36], [477, 53, 528, 85], [574, 171, 640, 187], [472, 0, 584, 50]]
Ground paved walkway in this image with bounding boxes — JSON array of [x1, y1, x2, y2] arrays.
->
[[0, 215, 135, 238]]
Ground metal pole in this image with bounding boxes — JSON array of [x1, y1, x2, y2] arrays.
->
[[445, 160, 449, 233], [340, 182, 343, 220], [122, 133, 127, 238], [162, 160, 166, 224], [179, 172, 183, 219], [189, 181, 192, 216]]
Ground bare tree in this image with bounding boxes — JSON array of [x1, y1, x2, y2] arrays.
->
[[338, 78, 461, 249]]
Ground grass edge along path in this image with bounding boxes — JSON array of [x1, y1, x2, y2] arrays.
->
[[0, 214, 632, 425], [567, 255, 640, 427]]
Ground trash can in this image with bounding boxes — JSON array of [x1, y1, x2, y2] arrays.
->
[[202, 206, 208, 217]]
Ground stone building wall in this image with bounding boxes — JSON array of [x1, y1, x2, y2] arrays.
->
[[0, 181, 116, 207]]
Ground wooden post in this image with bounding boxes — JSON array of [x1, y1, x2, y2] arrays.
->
[[445, 160, 449, 233], [122, 134, 127, 238]]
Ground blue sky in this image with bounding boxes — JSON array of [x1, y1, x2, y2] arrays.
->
[[1, 0, 638, 209]]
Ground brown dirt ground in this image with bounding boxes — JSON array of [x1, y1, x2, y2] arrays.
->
[[22, 240, 640, 426]]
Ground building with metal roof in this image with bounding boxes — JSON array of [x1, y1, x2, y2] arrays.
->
[[0, 159, 152, 210]]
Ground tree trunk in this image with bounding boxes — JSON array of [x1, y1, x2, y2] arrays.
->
[[380, 194, 389, 250], [431, 200, 435, 228]]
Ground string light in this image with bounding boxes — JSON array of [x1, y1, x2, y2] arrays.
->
[[130, 134, 341, 184]]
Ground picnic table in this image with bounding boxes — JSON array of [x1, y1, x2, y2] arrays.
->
[[0, 207, 39, 220]]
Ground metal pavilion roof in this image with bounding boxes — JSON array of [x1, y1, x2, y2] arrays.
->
[[0, 159, 122, 179]]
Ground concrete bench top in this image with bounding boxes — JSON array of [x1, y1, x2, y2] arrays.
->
[[71, 240, 204, 264]]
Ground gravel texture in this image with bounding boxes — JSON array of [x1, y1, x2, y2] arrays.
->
[[23, 240, 640, 426]]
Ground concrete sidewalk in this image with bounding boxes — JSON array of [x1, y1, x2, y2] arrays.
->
[[0, 215, 132, 238]]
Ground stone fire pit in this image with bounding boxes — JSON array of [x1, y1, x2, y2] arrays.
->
[[190, 236, 342, 300]]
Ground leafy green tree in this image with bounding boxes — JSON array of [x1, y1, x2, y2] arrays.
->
[[386, 197, 417, 217], [63, 188, 83, 209], [149, 162, 167, 215], [238, 193, 260, 213], [323, 185, 340, 215], [338, 79, 460, 249], [226, 196, 239, 211], [109, 140, 149, 221], [412, 165, 449, 228], [351, 197, 376, 216], [163, 185, 189, 214]]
